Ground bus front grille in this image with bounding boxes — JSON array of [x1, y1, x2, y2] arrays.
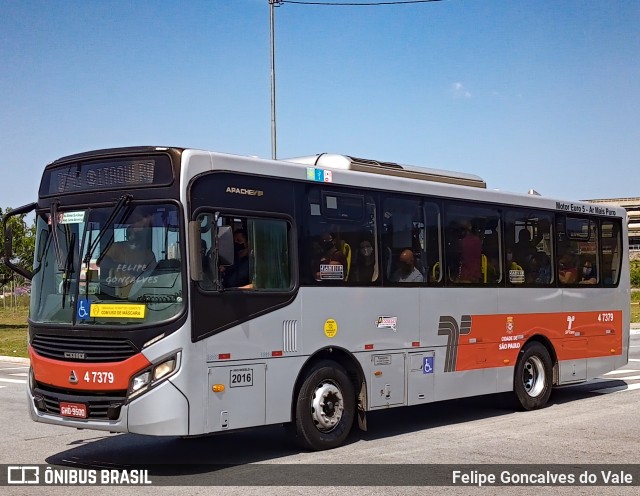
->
[[31, 334, 137, 363]]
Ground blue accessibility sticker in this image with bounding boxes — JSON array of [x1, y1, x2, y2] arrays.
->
[[423, 356, 434, 374], [77, 298, 91, 320]]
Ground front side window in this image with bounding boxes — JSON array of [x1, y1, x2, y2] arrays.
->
[[301, 188, 378, 286], [30, 203, 183, 326], [198, 214, 292, 291]]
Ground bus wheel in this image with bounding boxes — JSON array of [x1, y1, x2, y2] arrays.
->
[[293, 360, 355, 451], [514, 342, 552, 410]]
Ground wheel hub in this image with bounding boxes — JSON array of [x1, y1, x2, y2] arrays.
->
[[522, 356, 546, 397], [310, 381, 344, 432]]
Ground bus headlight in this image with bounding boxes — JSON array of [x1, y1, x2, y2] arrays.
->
[[128, 354, 179, 400], [131, 371, 151, 394], [153, 357, 176, 381]]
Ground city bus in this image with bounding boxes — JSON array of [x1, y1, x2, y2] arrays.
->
[[2, 147, 630, 451]]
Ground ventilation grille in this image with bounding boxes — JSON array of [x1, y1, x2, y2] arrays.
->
[[32, 334, 138, 363], [283, 320, 298, 353], [34, 385, 126, 420]]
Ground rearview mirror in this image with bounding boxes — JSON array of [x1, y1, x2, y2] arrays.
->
[[3, 202, 37, 280], [217, 225, 234, 266]]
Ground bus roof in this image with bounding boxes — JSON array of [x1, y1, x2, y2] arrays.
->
[[284, 153, 486, 189]]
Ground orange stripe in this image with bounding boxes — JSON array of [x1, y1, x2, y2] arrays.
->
[[455, 310, 623, 371], [29, 346, 151, 391]]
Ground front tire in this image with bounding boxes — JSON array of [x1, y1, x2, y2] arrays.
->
[[292, 360, 355, 451], [514, 342, 553, 410]]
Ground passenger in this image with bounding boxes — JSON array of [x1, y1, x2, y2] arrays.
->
[[353, 240, 376, 283], [513, 229, 541, 267], [558, 251, 578, 284], [534, 252, 552, 284], [579, 260, 597, 285], [459, 221, 482, 283], [392, 249, 423, 283], [315, 233, 348, 281]]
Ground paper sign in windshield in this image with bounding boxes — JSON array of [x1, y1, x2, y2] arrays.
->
[[90, 304, 146, 319]]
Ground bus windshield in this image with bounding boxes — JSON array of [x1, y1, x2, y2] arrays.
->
[[30, 203, 184, 326]]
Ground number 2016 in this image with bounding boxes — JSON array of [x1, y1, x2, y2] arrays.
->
[[231, 373, 252, 384]]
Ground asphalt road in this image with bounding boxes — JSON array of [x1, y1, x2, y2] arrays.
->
[[1, 332, 639, 496]]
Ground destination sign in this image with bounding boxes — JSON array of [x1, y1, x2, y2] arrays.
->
[[40, 155, 173, 196]]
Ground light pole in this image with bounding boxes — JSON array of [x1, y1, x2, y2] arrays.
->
[[269, 0, 282, 160]]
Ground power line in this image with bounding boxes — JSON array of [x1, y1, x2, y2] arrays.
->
[[280, 0, 442, 5]]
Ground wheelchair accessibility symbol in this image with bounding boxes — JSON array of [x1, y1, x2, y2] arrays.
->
[[423, 356, 434, 374], [77, 299, 91, 320]]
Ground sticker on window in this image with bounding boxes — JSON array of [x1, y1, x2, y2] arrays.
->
[[509, 269, 525, 284], [48, 210, 86, 225], [320, 264, 344, 280]]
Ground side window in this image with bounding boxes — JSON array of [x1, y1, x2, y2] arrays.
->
[[557, 216, 599, 286], [504, 210, 553, 286], [444, 203, 501, 285], [302, 188, 377, 286], [197, 214, 291, 291], [600, 219, 622, 286], [381, 197, 440, 285]]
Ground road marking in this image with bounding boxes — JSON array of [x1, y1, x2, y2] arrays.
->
[[0, 378, 26, 384], [603, 369, 640, 375], [594, 383, 640, 395], [9, 373, 28, 377], [628, 359, 640, 362], [607, 374, 640, 381], [0, 367, 29, 371]]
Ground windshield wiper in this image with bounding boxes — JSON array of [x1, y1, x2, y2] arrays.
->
[[61, 232, 75, 309], [49, 201, 66, 271], [85, 194, 132, 264]]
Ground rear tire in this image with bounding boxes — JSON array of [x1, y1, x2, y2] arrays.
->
[[292, 360, 355, 451], [513, 342, 553, 410]]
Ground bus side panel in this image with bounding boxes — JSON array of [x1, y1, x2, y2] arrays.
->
[[421, 288, 500, 402], [203, 297, 304, 429], [299, 287, 421, 357]]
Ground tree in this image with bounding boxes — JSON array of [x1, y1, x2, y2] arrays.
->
[[0, 206, 36, 286]]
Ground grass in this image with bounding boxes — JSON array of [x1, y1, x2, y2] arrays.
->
[[0, 294, 639, 360], [0, 302, 29, 359], [632, 302, 640, 324]]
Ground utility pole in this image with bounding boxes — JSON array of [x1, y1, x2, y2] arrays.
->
[[269, 1, 282, 160]]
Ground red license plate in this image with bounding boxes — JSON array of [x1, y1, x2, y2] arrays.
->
[[60, 402, 87, 419]]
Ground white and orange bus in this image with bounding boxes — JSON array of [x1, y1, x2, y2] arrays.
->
[[3, 147, 630, 450]]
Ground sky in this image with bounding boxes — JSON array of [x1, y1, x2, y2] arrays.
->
[[1, 0, 639, 209]]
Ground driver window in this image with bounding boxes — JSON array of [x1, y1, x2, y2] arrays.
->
[[198, 214, 291, 291]]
